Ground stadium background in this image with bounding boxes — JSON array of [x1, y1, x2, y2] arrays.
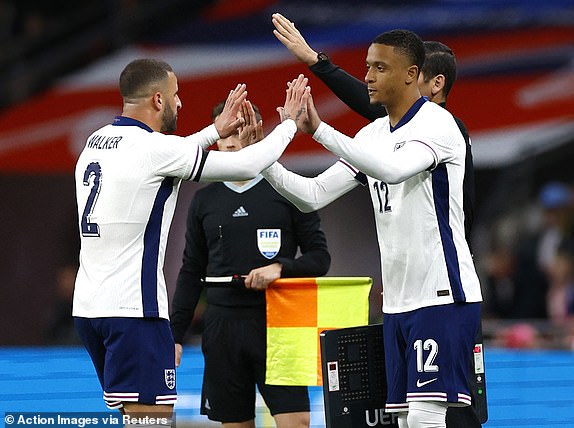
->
[[0, 0, 573, 426]]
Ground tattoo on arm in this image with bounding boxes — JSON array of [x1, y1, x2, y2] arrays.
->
[[295, 107, 306, 122]]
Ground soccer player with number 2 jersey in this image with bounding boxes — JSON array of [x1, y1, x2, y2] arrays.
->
[[72, 59, 309, 422]]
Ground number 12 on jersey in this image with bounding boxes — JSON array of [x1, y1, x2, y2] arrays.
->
[[373, 181, 392, 213]]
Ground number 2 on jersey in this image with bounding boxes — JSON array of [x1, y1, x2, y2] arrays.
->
[[81, 162, 102, 237]]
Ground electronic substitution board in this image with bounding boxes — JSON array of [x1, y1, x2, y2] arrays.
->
[[320, 324, 487, 428]]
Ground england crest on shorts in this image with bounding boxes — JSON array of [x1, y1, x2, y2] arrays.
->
[[164, 369, 176, 389], [257, 228, 281, 259]]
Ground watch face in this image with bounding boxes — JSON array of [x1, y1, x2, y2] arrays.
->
[[317, 52, 329, 62]]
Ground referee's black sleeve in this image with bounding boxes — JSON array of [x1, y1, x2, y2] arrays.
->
[[309, 58, 387, 122], [453, 116, 476, 247], [170, 197, 207, 344], [276, 208, 331, 278]]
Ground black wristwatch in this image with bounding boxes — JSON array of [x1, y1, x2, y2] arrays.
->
[[317, 52, 329, 63]]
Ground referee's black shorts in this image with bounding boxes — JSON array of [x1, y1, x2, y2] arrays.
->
[[200, 304, 310, 423]]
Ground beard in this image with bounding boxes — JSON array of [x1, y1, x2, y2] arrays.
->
[[160, 103, 177, 133]]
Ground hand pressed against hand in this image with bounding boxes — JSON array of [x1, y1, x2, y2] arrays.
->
[[302, 88, 321, 135], [238, 100, 264, 146], [272, 13, 318, 66], [214, 83, 248, 138], [279, 75, 321, 135], [279, 74, 310, 128]]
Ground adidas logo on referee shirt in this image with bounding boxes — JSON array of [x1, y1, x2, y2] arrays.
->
[[232, 206, 249, 217]]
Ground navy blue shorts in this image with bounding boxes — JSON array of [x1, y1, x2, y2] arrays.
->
[[383, 303, 480, 412], [74, 317, 177, 408]]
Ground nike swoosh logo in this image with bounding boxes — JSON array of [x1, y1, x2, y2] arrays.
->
[[416, 378, 438, 388]]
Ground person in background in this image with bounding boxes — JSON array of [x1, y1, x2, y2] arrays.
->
[[539, 182, 574, 325], [546, 243, 574, 325], [170, 101, 330, 428], [537, 181, 574, 274]]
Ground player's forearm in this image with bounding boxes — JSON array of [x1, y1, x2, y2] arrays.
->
[[184, 124, 220, 150], [262, 161, 358, 212], [199, 120, 296, 182], [278, 248, 331, 277], [313, 122, 435, 184], [280, 230, 331, 276]]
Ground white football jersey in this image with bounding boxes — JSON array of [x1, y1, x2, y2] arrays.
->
[[73, 116, 217, 319], [362, 101, 482, 313], [313, 100, 483, 314]]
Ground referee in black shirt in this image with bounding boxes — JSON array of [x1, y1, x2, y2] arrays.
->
[[170, 101, 330, 428]]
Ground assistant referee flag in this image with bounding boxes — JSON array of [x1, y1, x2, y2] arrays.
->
[[265, 277, 372, 386]]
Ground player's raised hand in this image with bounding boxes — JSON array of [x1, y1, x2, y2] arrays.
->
[[301, 87, 321, 135], [238, 100, 264, 146], [272, 13, 318, 66], [214, 84, 248, 138], [279, 74, 310, 129]]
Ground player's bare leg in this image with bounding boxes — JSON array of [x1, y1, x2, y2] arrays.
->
[[274, 411, 310, 428], [122, 403, 173, 426]]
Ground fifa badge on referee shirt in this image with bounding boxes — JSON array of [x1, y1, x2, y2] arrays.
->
[[257, 229, 281, 259]]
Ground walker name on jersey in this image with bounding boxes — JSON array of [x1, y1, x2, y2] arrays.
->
[[87, 135, 123, 150]]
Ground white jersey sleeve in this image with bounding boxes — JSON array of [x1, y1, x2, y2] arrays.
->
[[402, 104, 462, 170], [198, 119, 297, 182], [309, 100, 482, 314], [313, 121, 435, 184], [262, 160, 360, 212], [146, 133, 205, 180], [184, 123, 220, 150]]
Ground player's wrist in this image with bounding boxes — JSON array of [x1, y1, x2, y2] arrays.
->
[[301, 49, 318, 66]]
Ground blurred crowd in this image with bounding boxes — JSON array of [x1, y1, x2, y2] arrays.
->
[[0, 0, 139, 43], [478, 180, 574, 349], [0, 0, 211, 110], [0, 0, 142, 109]]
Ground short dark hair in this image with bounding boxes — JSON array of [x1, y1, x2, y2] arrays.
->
[[372, 29, 425, 73], [211, 100, 262, 122], [119, 59, 173, 101], [422, 41, 457, 97]]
